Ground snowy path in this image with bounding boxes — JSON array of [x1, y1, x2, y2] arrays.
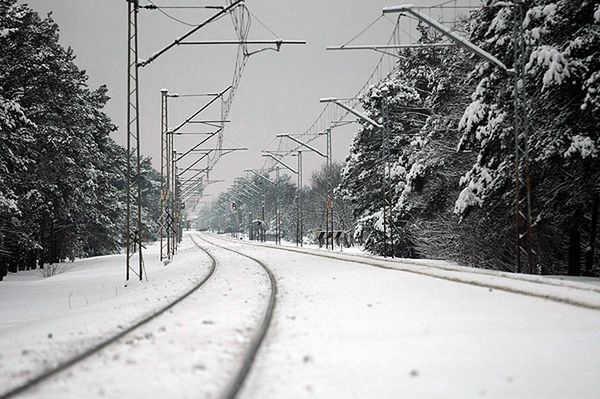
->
[[1, 232, 599, 398], [207, 234, 600, 399]]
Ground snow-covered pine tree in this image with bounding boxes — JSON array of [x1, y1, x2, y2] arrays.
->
[[339, 25, 477, 258], [340, 71, 427, 256], [456, 0, 600, 274], [0, 0, 162, 273]]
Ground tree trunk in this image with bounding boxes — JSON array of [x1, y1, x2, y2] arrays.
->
[[0, 225, 4, 279], [0, 255, 5, 281], [585, 195, 598, 275], [8, 257, 17, 273], [568, 209, 581, 276], [39, 218, 46, 269], [26, 251, 36, 270]]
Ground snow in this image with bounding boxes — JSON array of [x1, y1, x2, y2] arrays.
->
[[213, 235, 600, 398], [527, 46, 571, 89], [528, 26, 546, 42], [388, 162, 406, 180], [0, 195, 18, 213], [454, 184, 482, 214], [582, 70, 600, 111], [524, 3, 558, 28], [0, 238, 222, 396], [564, 134, 598, 159], [486, 6, 511, 35], [7, 236, 269, 399], [2, 232, 600, 398], [454, 164, 495, 214], [459, 99, 486, 133]]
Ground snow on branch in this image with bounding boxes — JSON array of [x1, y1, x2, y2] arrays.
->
[[564, 135, 598, 159], [526, 45, 571, 89]]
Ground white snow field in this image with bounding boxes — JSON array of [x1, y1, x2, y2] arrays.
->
[[1, 232, 599, 398]]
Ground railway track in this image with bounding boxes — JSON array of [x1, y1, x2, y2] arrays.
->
[[209, 233, 600, 311], [193, 233, 277, 399], [0, 237, 218, 399], [1, 234, 278, 399]]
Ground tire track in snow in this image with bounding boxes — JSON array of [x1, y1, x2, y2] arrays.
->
[[0, 236, 217, 399]]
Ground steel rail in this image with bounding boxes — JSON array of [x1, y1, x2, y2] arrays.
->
[[208, 234, 600, 312], [0, 236, 217, 399], [194, 233, 277, 399]]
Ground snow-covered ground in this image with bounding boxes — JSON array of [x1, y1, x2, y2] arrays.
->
[[1, 232, 599, 398]]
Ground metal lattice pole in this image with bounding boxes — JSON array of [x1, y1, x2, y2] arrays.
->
[[275, 167, 280, 245], [513, 0, 535, 274], [159, 89, 170, 261], [327, 128, 333, 250], [166, 98, 173, 258], [173, 161, 180, 252], [262, 181, 266, 242], [381, 91, 391, 257], [298, 151, 303, 247], [171, 150, 177, 256], [126, 0, 143, 281]]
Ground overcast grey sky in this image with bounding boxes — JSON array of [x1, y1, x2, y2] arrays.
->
[[21, 0, 432, 203]]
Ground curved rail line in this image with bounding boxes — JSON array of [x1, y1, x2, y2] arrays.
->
[[193, 233, 278, 399], [0, 236, 217, 399], [209, 233, 600, 311]]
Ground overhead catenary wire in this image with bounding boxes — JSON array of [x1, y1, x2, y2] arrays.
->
[[260, 0, 480, 175], [144, 0, 228, 27], [246, 7, 280, 39], [176, 0, 302, 198], [341, 14, 385, 48], [261, 20, 404, 173]]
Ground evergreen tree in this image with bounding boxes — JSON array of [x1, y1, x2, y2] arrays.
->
[[339, 31, 476, 257], [456, 0, 600, 274], [0, 0, 162, 275]]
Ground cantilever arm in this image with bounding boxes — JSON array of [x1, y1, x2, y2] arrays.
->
[[262, 154, 297, 174], [382, 5, 511, 73], [138, 1, 244, 68], [320, 98, 383, 128], [278, 134, 326, 158], [171, 86, 231, 134]]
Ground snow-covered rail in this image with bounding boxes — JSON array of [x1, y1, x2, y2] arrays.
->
[[193, 233, 278, 399], [0, 236, 217, 399], [211, 234, 600, 311]]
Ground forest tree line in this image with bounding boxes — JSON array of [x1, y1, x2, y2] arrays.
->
[[0, 1, 161, 279], [196, 162, 354, 246], [206, 0, 599, 276], [343, 0, 599, 275]]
